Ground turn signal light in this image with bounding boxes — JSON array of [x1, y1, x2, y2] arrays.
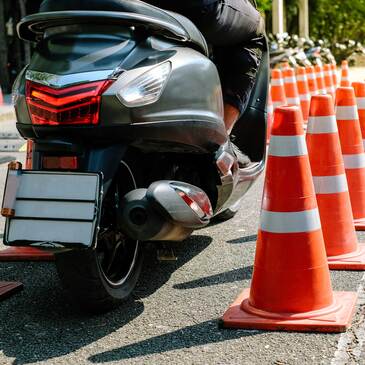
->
[[42, 156, 78, 170], [25, 80, 113, 126]]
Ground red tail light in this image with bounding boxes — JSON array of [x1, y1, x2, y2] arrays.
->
[[42, 156, 78, 170], [25, 80, 113, 126]]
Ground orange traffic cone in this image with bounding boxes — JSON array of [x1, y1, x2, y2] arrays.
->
[[296, 67, 311, 126], [0, 281, 23, 301], [221, 105, 357, 332], [323, 64, 336, 98], [341, 60, 350, 87], [0, 247, 54, 261], [271, 69, 287, 110], [283, 68, 301, 108], [281, 61, 290, 70], [353, 82, 365, 150], [267, 90, 273, 144], [315, 65, 327, 94], [306, 66, 318, 96], [0, 86, 4, 106], [307, 94, 365, 270], [331, 62, 338, 88], [336, 87, 365, 230]]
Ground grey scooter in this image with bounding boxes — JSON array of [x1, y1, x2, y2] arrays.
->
[[3, 0, 269, 312]]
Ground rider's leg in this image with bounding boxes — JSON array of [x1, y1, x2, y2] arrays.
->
[[177, 0, 265, 133], [215, 36, 264, 132]]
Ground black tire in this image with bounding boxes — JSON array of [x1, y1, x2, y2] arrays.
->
[[55, 160, 143, 313], [55, 245, 143, 313]]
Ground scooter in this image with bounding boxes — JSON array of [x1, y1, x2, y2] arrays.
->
[[2, 0, 268, 312]]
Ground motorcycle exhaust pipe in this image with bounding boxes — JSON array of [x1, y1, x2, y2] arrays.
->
[[119, 181, 213, 241]]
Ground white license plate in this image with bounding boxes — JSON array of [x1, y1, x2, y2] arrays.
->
[[2, 167, 102, 248]]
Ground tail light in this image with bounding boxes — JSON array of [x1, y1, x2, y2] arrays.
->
[[42, 156, 78, 170], [170, 183, 213, 220], [25, 80, 113, 126]]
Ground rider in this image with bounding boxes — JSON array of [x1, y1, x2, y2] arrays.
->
[[145, 0, 266, 135]]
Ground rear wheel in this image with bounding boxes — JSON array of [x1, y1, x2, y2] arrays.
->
[[55, 160, 143, 313]]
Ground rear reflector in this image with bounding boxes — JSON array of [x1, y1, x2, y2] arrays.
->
[[25, 80, 113, 126], [42, 156, 78, 170]]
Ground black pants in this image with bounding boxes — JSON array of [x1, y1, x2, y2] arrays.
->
[[150, 0, 265, 115]]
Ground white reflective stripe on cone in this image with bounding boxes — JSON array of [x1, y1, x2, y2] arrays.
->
[[286, 97, 301, 105], [363, 139, 365, 150], [357, 97, 365, 110], [343, 153, 365, 169], [307, 115, 338, 134], [299, 94, 311, 101], [307, 74, 316, 80], [296, 75, 308, 82], [284, 77, 297, 84], [260, 208, 321, 233], [313, 174, 348, 194], [268, 105, 274, 113], [273, 101, 286, 109], [316, 73, 325, 78], [336, 106, 359, 120], [269, 135, 307, 157], [271, 79, 284, 86]]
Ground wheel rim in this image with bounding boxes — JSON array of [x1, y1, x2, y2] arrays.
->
[[96, 160, 140, 287]]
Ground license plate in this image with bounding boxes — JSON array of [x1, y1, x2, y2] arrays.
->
[[2, 164, 102, 248]]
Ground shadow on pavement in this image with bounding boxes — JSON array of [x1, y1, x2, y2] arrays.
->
[[173, 265, 253, 290], [227, 234, 257, 244], [0, 262, 144, 364], [134, 234, 213, 299], [88, 319, 258, 363], [0, 234, 212, 364]]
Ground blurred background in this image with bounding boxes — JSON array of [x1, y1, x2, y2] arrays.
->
[[0, 0, 364, 93]]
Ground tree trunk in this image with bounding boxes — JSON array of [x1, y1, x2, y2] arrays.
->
[[0, 0, 10, 93]]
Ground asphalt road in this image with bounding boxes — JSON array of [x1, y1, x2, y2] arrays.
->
[[0, 150, 364, 365], [0, 68, 365, 364]]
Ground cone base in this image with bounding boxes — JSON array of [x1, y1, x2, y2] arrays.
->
[[328, 243, 365, 270], [221, 288, 357, 333], [0, 247, 54, 261], [0, 281, 23, 301], [354, 218, 365, 231]]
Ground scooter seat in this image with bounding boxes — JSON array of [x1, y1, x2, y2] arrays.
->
[[39, 0, 209, 56]]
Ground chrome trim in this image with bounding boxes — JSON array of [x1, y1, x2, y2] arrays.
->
[[216, 151, 235, 179], [25, 69, 115, 88]]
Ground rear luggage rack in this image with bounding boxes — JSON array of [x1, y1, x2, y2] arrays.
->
[[18, 11, 188, 43], [17, 10, 208, 55]]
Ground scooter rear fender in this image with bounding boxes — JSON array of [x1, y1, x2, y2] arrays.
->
[[32, 141, 127, 195]]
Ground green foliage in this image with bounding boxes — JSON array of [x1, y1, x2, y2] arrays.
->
[[259, 0, 365, 44], [256, 0, 272, 12], [309, 0, 365, 44]]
